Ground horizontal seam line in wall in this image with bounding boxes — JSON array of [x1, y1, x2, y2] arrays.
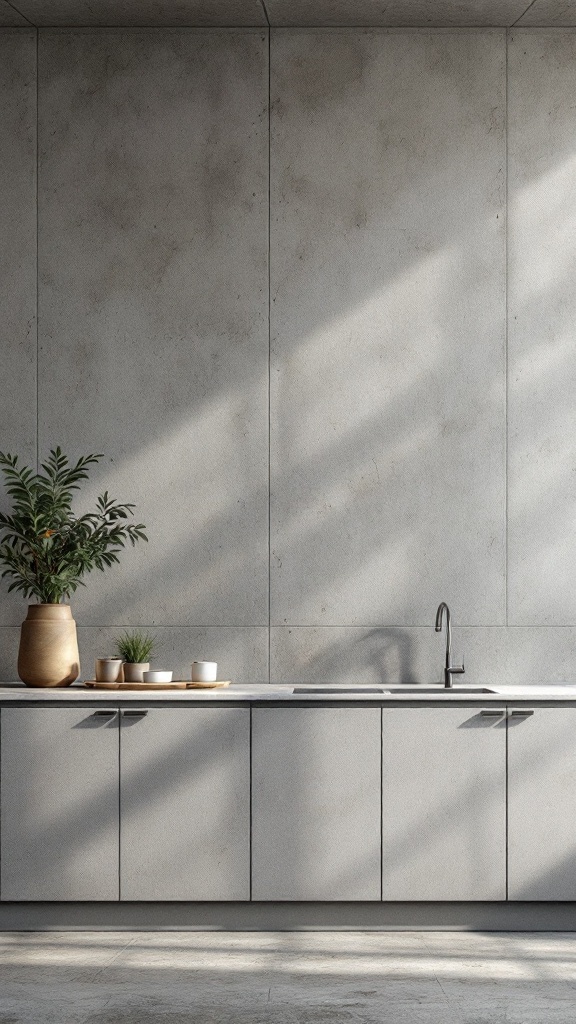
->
[[2, 624, 576, 629], [26, 24, 269, 30], [77, 625, 269, 629], [0, 625, 269, 630], [23, 24, 533, 31], [265, 25, 513, 30], [268, 622, 576, 630], [18, 24, 576, 30], [270, 25, 576, 30], [262, 623, 576, 629]]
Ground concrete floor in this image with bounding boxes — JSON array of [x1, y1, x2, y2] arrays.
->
[[0, 931, 575, 1023]]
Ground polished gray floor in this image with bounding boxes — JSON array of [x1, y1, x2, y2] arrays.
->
[[0, 930, 575, 1022]]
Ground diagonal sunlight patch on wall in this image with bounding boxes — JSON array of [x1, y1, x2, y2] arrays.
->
[[507, 31, 576, 627], [274, 246, 450, 461], [67, 372, 269, 625], [272, 233, 505, 625], [511, 157, 576, 303]]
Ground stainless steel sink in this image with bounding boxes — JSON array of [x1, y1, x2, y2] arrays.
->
[[386, 687, 496, 694], [292, 687, 389, 694], [291, 686, 497, 695]]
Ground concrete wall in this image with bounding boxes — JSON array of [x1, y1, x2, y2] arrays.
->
[[0, 25, 574, 685]]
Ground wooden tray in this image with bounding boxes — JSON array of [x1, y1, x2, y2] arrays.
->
[[186, 680, 231, 689], [84, 680, 231, 691]]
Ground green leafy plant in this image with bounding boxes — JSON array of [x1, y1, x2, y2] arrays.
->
[[114, 629, 158, 664], [0, 447, 147, 604]]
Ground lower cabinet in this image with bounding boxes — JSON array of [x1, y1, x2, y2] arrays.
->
[[120, 707, 250, 901], [251, 707, 382, 900], [382, 707, 506, 901], [5, 702, 576, 905], [508, 707, 576, 900], [0, 706, 250, 902], [0, 707, 119, 901]]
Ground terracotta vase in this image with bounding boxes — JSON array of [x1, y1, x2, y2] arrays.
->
[[18, 604, 80, 687]]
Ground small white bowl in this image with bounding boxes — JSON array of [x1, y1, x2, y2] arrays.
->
[[191, 661, 217, 682], [142, 670, 173, 684]]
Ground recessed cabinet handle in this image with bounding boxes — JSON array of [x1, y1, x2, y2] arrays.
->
[[480, 710, 504, 717], [93, 710, 117, 718], [121, 709, 148, 718], [509, 709, 535, 717]]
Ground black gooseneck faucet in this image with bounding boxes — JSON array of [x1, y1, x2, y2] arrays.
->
[[435, 602, 465, 688]]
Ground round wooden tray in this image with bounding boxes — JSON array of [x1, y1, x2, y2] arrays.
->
[[84, 680, 231, 691]]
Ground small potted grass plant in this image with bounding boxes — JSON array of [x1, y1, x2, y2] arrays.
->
[[114, 629, 158, 682]]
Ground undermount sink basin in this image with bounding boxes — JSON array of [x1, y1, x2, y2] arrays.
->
[[291, 686, 497, 694], [292, 687, 389, 693], [386, 687, 496, 694]]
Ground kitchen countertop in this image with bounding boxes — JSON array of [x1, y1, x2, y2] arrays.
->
[[1, 683, 576, 702]]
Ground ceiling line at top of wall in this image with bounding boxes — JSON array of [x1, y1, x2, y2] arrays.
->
[[3, 0, 34, 25], [1, 0, 566, 30], [512, 1, 539, 25]]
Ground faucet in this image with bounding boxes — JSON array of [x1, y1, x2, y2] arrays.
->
[[435, 602, 465, 688]]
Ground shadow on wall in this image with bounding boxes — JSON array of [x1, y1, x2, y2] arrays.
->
[[21, 30, 506, 637], [361, 628, 418, 682], [0, 30, 574, 683]]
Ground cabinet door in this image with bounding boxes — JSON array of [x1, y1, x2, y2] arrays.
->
[[382, 707, 506, 901], [120, 708, 250, 900], [508, 707, 576, 900], [0, 707, 119, 901], [252, 707, 381, 900]]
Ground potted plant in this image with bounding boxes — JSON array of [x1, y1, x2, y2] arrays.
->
[[114, 629, 158, 682], [0, 448, 147, 687]]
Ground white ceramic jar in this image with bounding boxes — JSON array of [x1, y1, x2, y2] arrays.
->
[[191, 661, 217, 682]]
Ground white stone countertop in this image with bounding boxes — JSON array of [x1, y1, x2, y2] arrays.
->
[[1, 682, 576, 702]]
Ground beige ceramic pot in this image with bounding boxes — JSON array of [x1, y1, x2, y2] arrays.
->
[[122, 662, 150, 683], [18, 604, 80, 687], [95, 657, 124, 683]]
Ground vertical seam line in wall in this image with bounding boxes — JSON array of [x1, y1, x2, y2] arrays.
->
[[267, 24, 272, 681], [505, 29, 509, 628], [35, 28, 39, 474]]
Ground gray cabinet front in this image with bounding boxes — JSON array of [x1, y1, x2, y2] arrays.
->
[[0, 707, 119, 901], [120, 707, 250, 901], [251, 707, 381, 900], [508, 707, 576, 900], [382, 707, 506, 901]]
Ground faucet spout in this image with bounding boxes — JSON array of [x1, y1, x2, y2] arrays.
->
[[435, 602, 464, 688]]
